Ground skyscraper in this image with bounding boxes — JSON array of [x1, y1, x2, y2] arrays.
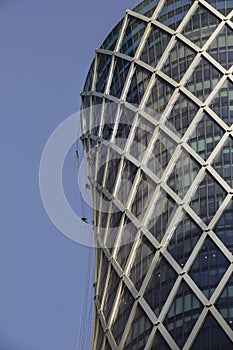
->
[[80, 0, 233, 348]]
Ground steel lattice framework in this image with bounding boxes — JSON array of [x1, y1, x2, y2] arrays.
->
[[80, 0, 233, 349]]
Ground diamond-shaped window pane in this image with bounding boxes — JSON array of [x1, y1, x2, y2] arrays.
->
[[167, 149, 201, 199], [95, 190, 109, 239], [213, 198, 233, 254], [162, 40, 196, 83], [129, 235, 156, 291], [189, 237, 230, 298], [104, 148, 121, 194], [133, 0, 159, 18], [130, 115, 155, 161], [90, 96, 103, 137], [210, 78, 233, 126], [206, 0, 233, 16], [126, 65, 151, 106], [112, 283, 135, 345], [145, 76, 175, 116], [116, 218, 138, 270], [164, 281, 202, 348], [182, 4, 221, 47], [190, 171, 226, 225], [215, 273, 233, 330], [124, 305, 153, 350], [212, 136, 233, 188], [103, 268, 121, 321], [110, 57, 131, 98], [97, 143, 109, 186], [186, 58, 222, 102], [140, 25, 171, 68], [147, 131, 176, 178], [100, 209, 111, 235], [105, 101, 118, 128], [115, 105, 136, 150], [104, 205, 124, 251], [147, 190, 178, 243], [95, 54, 112, 93], [192, 312, 233, 348], [143, 255, 177, 316], [167, 211, 202, 267], [165, 92, 199, 138], [157, 0, 192, 30], [101, 19, 124, 51], [117, 159, 138, 207], [120, 16, 147, 57], [208, 25, 233, 70], [131, 173, 156, 220], [188, 112, 224, 160]]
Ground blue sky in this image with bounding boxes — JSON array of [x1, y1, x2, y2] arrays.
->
[[0, 0, 138, 349]]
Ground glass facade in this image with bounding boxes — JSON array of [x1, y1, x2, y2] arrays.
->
[[81, 0, 233, 349]]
